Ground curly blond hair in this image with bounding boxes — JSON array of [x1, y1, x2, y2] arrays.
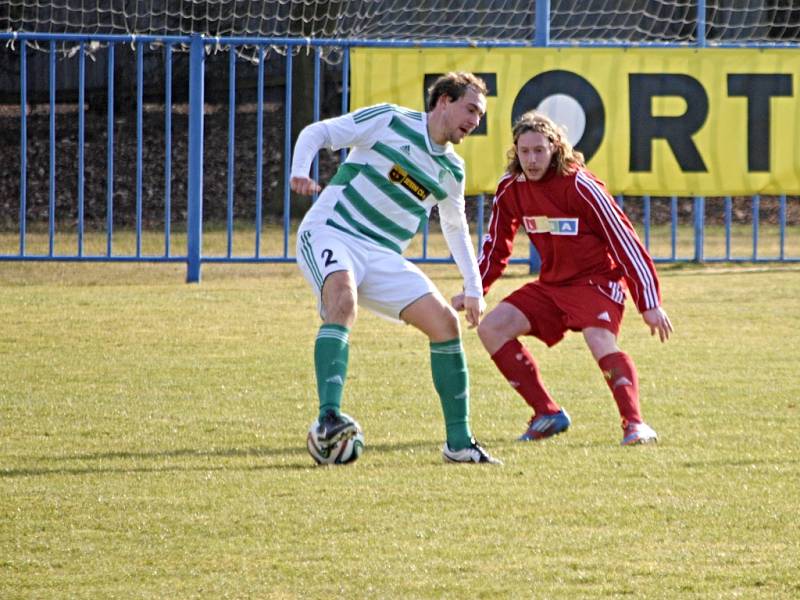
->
[[506, 111, 585, 177]]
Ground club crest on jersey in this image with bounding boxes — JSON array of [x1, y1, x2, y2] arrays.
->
[[389, 164, 429, 200], [522, 216, 579, 235]]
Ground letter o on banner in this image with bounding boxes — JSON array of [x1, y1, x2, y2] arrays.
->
[[512, 70, 605, 163]]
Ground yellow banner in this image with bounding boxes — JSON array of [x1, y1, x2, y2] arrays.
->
[[350, 48, 800, 195]]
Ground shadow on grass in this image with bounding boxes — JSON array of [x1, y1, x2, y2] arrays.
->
[[1, 438, 471, 477], [45, 445, 308, 462], [0, 463, 317, 477], [1, 445, 307, 477], [19, 437, 516, 463], [1, 436, 686, 477]]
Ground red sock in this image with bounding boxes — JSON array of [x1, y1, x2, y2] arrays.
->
[[598, 352, 642, 425], [491, 340, 561, 416]]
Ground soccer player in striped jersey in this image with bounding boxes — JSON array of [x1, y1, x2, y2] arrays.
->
[[454, 111, 673, 446], [290, 72, 501, 464]]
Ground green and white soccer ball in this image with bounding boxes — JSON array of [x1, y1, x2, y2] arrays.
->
[[306, 413, 365, 465]]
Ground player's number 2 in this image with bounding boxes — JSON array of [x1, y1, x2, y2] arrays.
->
[[321, 249, 338, 267]]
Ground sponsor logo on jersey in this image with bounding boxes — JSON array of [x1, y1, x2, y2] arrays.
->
[[399, 144, 412, 156], [389, 164, 430, 200], [522, 216, 579, 235]]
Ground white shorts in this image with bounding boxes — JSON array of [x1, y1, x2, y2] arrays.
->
[[296, 226, 438, 323]]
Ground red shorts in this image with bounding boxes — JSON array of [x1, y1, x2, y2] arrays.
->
[[503, 279, 626, 347]]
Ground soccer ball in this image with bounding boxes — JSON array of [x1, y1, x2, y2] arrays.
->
[[306, 413, 365, 465]]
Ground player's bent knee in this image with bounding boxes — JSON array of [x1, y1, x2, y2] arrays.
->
[[440, 304, 460, 336], [428, 301, 460, 340], [477, 318, 505, 352], [403, 294, 460, 341], [582, 327, 619, 361], [476, 319, 494, 344]]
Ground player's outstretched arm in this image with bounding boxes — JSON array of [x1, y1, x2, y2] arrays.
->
[[642, 306, 673, 342]]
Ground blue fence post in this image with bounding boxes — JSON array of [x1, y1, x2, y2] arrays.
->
[[693, 196, 705, 263], [779, 195, 787, 260], [670, 196, 678, 260], [255, 45, 265, 258], [724, 196, 732, 260], [283, 51, 293, 259], [669, 196, 678, 261], [697, 0, 707, 47], [225, 44, 236, 259], [752, 194, 760, 261], [106, 43, 115, 257], [77, 42, 85, 257], [535, 0, 550, 46], [164, 44, 174, 257], [186, 34, 205, 283], [135, 42, 144, 257], [19, 41, 27, 256], [48, 40, 56, 257]]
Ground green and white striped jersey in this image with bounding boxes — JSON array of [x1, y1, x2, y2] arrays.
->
[[293, 103, 482, 297], [296, 104, 466, 254]]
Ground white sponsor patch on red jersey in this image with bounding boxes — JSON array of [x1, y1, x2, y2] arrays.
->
[[522, 216, 579, 235]]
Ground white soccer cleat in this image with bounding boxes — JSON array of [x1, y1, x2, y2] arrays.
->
[[442, 438, 503, 465], [621, 421, 659, 446]]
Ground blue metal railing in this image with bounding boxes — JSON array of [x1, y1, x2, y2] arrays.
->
[[186, 34, 205, 282], [0, 31, 798, 283], [106, 42, 115, 257]]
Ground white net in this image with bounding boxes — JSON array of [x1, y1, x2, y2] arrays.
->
[[1, 0, 798, 46], [0, 0, 535, 40], [550, 0, 800, 45]]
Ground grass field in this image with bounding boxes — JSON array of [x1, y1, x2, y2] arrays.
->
[[1, 248, 800, 597]]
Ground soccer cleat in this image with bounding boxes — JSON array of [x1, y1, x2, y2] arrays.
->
[[442, 438, 503, 465], [621, 421, 659, 446], [518, 409, 571, 441], [316, 409, 358, 449]]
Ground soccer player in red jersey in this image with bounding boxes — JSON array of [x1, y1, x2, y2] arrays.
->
[[454, 111, 673, 445]]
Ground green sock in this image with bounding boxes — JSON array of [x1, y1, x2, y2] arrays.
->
[[430, 338, 473, 450], [315, 324, 350, 419]]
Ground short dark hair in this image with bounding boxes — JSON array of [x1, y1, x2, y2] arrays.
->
[[426, 72, 488, 111]]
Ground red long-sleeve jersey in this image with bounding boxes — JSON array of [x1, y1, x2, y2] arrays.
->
[[478, 168, 661, 313]]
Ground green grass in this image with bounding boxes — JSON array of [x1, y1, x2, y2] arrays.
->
[[1, 244, 800, 597]]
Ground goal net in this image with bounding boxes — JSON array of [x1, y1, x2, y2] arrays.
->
[[2, 0, 798, 49]]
